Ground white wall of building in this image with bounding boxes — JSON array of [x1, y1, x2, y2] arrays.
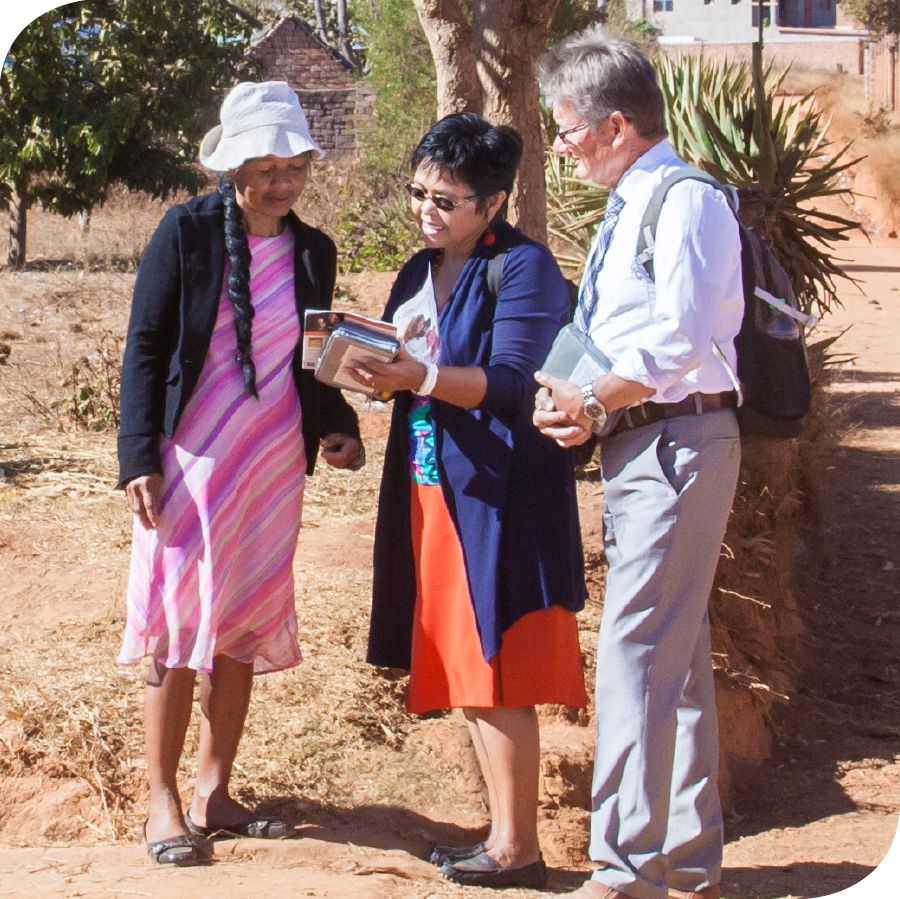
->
[[626, 0, 838, 44]]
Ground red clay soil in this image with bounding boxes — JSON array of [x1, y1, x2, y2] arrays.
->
[[0, 237, 898, 897]]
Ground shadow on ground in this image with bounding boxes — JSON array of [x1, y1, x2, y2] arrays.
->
[[726, 375, 900, 843], [722, 860, 875, 898]]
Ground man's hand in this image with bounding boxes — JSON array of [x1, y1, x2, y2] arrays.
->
[[533, 372, 594, 447], [320, 433, 364, 469], [534, 371, 592, 423], [125, 473, 164, 530]]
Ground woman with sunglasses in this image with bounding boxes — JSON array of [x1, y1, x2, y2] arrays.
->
[[350, 113, 588, 890]]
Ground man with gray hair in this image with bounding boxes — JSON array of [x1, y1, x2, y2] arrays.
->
[[534, 30, 743, 899]]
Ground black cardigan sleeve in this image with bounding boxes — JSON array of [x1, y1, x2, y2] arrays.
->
[[117, 208, 181, 487], [293, 221, 360, 472]]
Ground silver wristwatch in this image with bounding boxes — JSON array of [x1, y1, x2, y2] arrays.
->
[[581, 383, 608, 429]]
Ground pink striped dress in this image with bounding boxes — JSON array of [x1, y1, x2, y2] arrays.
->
[[119, 231, 306, 674]]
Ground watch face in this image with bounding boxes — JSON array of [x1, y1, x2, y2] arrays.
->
[[582, 385, 606, 421]]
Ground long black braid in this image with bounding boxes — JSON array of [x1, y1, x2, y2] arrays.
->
[[219, 173, 258, 397]]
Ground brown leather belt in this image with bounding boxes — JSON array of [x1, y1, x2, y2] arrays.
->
[[609, 391, 737, 437]]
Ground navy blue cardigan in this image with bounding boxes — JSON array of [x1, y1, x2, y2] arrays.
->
[[117, 192, 359, 488], [367, 222, 587, 668]]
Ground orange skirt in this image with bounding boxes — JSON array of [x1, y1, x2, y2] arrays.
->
[[407, 479, 588, 714]]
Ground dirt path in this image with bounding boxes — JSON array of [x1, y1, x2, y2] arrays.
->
[[717, 231, 900, 898], [0, 233, 898, 896]]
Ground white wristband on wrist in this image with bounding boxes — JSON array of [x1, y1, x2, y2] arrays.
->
[[415, 362, 439, 396]]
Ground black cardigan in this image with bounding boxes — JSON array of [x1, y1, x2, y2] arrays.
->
[[117, 192, 359, 488]]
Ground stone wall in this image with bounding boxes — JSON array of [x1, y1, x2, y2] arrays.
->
[[249, 16, 373, 156], [297, 86, 375, 157], [665, 33, 899, 109]]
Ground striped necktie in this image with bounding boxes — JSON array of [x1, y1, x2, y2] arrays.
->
[[574, 190, 625, 333]]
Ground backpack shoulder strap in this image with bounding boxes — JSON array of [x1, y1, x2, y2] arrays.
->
[[635, 167, 743, 402], [486, 248, 509, 300], [636, 167, 737, 280]]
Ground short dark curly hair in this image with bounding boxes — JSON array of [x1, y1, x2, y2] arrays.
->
[[411, 112, 523, 216]]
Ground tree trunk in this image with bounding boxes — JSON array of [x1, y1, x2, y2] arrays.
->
[[473, 1, 559, 242], [413, 0, 559, 242], [8, 175, 28, 270], [413, 0, 483, 116]]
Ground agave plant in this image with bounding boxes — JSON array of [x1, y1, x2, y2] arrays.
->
[[544, 52, 862, 319], [544, 147, 609, 280], [542, 105, 610, 280], [656, 49, 861, 318]]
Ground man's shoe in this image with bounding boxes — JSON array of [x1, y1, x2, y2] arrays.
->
[[668, 886, 720, 899], [442, 850, 548, 889]]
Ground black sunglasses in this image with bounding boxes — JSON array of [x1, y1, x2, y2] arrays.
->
[[405, 182, 479, 213]]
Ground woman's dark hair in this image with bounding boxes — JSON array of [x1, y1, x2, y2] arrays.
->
[[218, 174, 258, 397], [411, 112, 523, 217]]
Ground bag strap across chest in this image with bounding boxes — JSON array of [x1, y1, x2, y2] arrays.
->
[[635, 167, 738, 280]]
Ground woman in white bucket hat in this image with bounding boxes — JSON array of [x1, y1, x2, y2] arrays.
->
[[117, 81, 363, 865]]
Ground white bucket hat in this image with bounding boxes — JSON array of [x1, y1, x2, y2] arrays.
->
[[199, 81, 324, 171]]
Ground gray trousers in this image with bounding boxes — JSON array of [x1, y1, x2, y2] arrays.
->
[[589, 409, 740, 899]]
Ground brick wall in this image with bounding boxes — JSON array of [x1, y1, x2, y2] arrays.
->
[[298, 86, 375, 156], [250, 16, 373, 156]]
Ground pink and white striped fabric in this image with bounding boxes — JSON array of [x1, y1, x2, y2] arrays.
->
[[119, 230, 306, 674]]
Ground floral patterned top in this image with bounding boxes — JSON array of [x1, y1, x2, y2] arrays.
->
[[408, 396, 439, 485]]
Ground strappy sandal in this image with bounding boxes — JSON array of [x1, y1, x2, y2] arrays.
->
[[143, 822, 202, 866], [185, 810, 292, 840]]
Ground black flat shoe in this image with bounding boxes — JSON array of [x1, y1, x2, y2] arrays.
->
[[143, 822, 202, 866], [185, 810, 292, 839], [429, 840, 486, 866], [442, 850, 548, 889]]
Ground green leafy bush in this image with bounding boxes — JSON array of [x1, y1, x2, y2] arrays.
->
[[333, 181, 419, 274], [353, 0, 436, 173]]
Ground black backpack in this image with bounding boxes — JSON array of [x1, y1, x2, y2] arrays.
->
[[635, 167, 817, 438]]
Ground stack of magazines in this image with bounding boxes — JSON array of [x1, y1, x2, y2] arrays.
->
[[302, 309, 400, 397]]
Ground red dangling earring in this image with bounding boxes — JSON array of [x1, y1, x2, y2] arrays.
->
[[483, 227, 496, 247]]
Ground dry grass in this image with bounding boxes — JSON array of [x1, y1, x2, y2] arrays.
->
[[0, 421, 482, 846], [0, 271, 131, 436], [0, 186, 179, 273], [0, 139, 878, 852], [0, 157, 380, 273], [783, 69, 900, 227]]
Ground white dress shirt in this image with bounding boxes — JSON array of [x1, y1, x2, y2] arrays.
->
[[584, 139, 743, 404]]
